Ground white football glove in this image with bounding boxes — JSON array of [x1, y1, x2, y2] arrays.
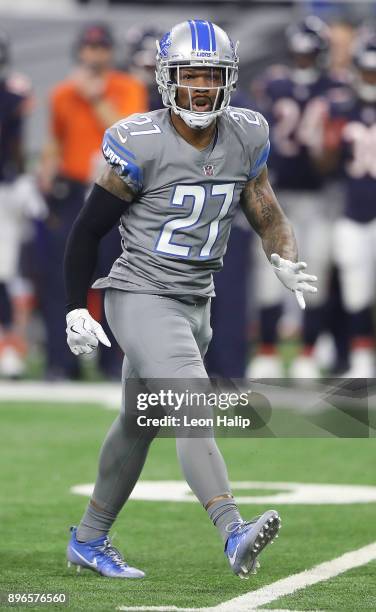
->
[[270, 253, 318, 310], [66, 308, 111, 356]]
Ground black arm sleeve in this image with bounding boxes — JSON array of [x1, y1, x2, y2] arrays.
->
[[64, 183, 129, 312]]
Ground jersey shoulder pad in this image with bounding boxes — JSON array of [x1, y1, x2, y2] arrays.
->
[[102, 111, 163, 193], [227, 107, 270, 180]]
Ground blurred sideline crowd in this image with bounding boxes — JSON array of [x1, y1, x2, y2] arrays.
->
[[0, 10, 375, 381]]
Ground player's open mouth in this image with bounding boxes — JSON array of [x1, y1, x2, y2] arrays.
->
[[192, 97, 213, 112]]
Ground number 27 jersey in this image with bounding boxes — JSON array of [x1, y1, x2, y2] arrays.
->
[[93, 107, 270, 297]]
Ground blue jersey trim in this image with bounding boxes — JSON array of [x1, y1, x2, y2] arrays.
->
[[123, 160, 142, 190], [106, 132, 137, 160], [102, 138, 142, 191], [249, 140, 270, 180]]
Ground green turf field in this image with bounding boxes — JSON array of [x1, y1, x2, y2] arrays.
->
[[1, 400, 376, 611]]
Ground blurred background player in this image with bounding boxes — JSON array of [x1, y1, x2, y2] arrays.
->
[[317, 29, 376, 377], [0, 30, 46, 378], [247, 15, 346, 378], [38, 23, 148, 380]]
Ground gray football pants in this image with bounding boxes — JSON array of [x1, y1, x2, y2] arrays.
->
[[90, 289, 232, 514]]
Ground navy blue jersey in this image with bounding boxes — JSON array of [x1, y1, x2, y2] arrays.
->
[[0, 73, 30, 183], [325, 87, 376, 223], [255, 65, 344, 191]]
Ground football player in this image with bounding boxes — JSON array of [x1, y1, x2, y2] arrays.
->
[[64, 20, 316, 579], [318, 30, 376, 376], [248, 16, 344, 378]]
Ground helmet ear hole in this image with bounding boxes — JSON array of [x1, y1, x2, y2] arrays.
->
[[286, 15, 329, 70]]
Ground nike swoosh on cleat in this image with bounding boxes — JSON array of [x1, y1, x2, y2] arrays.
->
[[70, 547, 98, 569], [228, 542, 240, 566]]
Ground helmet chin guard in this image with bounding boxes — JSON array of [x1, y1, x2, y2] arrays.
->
[[175, 107, 217, 130], [156, 20, 239, 130]]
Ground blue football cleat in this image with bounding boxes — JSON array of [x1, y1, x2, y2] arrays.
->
[[66, 526, 145, 578], [225, 510, 281, 579]]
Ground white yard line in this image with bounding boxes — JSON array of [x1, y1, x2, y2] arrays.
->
[[117, 541, 376, 612], [0, 381, 121, 408], [72, 480, 376, 505], [216, 541, 376, 611]]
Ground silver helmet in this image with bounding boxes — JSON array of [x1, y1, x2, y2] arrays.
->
[[156, 20, 239, 129]]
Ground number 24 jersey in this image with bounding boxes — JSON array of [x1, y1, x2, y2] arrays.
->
[[94, 107, 270, 297]]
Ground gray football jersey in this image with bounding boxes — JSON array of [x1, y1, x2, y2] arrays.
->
[[93, 107, 270, 297]]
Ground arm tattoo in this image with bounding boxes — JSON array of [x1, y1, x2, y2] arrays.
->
[[240, 167, 298, 261], [96, 166, 135, 203]]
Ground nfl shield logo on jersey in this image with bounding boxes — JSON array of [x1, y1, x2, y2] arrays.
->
[[203, 164, 215, 176]]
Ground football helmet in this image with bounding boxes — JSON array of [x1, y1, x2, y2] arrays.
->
[[352, 31, 376, 102], [125, 27, 162, 85], [287, 16, 329, 84], [156, 20, 239, 129]]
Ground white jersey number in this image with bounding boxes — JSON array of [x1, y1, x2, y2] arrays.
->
[[229, 110, 261, 126], [273, 97, 325, 157], [117, 115, 161, 139], [343, 122, 376, 179], [156, 183, 235, 258]]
